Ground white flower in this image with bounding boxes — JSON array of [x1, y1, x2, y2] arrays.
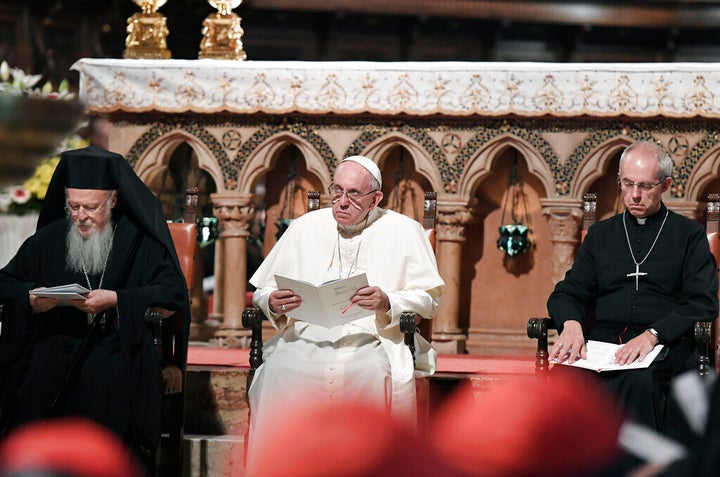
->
[[0, 61, 9, 82], [0, 61, 75, 99], [10, 185, 31, 205]]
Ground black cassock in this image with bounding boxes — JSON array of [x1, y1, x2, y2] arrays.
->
[[548, 203, 719, 432], [0, 213, 187, 463]]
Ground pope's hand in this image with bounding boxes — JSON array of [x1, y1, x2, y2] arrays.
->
[[350, 286, 389, 312], [270, 288, 301, 314]]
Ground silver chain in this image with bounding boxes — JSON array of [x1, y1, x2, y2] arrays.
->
[[81, 228, 115, 323], [622, 209, 669, 267]]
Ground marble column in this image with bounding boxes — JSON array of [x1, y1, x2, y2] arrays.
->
[[540, 198, 584, 285], [188, 243, 210, 341], [211, 192, 256, 348], [207, 235, 225, 327], [432, 196, 475, 354]]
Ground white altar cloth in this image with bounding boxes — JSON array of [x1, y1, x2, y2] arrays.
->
[[72, 58, 720, 118]]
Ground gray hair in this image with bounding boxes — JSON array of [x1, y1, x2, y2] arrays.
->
[[618, 141, 673, 180]]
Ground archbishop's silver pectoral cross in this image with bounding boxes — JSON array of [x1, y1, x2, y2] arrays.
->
[[627, 263, 647, 291]]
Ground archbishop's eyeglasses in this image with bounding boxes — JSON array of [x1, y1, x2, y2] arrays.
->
[[328, 184, 378, 205], [64, 200, 109, 217], [618, 178, 665, 191]]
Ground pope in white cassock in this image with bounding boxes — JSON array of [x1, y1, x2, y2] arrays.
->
[[245, 155, 445, 473]]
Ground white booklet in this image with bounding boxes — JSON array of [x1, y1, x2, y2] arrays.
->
[[30, 283, 90, 301], [557, 340, 665, 372], [274, 273, 371, 328]]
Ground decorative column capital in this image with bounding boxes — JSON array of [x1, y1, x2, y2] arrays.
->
[[541, 198, 584, 285], [211, 191, 255, 238], [665, 199, 701, 221], [436, 195, 476, 242], [540, 198, 584, 243]]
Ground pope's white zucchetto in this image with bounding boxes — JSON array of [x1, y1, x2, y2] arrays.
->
[[341, 156, 382, 188]]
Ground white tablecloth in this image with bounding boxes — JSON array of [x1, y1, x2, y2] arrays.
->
[[72, 58, 720, 118], [0, 213, 37, 268]]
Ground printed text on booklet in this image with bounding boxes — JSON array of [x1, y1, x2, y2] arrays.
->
[[274, 273, 370, 328]]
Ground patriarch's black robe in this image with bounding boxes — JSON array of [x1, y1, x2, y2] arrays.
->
[[0, 212, 187, 461]]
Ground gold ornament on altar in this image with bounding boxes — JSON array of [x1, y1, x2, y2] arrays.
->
[[124, 0, 172, 59], [198, 0, 247, 60]]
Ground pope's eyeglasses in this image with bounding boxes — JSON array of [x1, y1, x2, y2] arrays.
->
[[328, 184, 378, 205]]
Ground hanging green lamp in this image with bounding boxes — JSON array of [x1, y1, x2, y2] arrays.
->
[[497, 153, 532, 258]]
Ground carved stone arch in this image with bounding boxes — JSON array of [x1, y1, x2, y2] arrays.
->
[[133, 129, 224, 189], [685, 144, 720, 201], [359, 132, 443, 192], [238, 131, 331, 194], [571, 137, 632, 197], [458, 134, 553, 198], [346, 125, 452, 191]]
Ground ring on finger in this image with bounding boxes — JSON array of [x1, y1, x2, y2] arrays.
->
[[281, 304, 286, 312]]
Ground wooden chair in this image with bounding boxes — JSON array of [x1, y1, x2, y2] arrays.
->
[[527, 192, 716, 377], [241, 190, 439, 449], [527, 193, 596, 374], [696, 193, 720, 376], [147, 187, 197, 477], [243, 190, 437, 368], [400, 191, 437, 357], [0, 189, 197, 475]]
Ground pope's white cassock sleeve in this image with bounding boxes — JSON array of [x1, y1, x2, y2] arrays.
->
[[247, 207, 444, 433]]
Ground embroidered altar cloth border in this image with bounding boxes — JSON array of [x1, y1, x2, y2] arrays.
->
[[72, 58, 720, 118]]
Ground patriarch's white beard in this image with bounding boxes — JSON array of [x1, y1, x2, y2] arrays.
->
[[65, 218, 114, 275]]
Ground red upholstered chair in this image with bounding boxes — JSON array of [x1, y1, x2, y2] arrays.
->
[[696, 193, 720, 376], [527, 192, 715, 377], [146, 187, 197, 476]]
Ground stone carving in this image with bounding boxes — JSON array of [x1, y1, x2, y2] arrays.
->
[[543, 203, 583, 285], [436, 209, 473, 242]]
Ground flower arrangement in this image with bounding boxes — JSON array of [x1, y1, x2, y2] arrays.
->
[[0, 135, 90, 215], [0, 61, 84, 216], [0, 60, 74, 99]]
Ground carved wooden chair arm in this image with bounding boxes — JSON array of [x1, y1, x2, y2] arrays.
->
[[241, 307, 425, 371], [145, 306, 185, 395], [528, 317, 714, 377], [400, 312, 422, 364], [694, 321, 714, 377], [527, 317, 554, 376], [242, 307, 265, 372]]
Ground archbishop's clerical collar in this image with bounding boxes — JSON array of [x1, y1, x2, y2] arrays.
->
[[628, 202, 668, 227]]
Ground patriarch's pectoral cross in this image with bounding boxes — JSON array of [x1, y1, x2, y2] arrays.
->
[[627, 263, 647, 291]]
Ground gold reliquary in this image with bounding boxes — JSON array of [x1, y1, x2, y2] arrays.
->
[[124, 0, 172, 59], [199, 0, 247, 60]]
